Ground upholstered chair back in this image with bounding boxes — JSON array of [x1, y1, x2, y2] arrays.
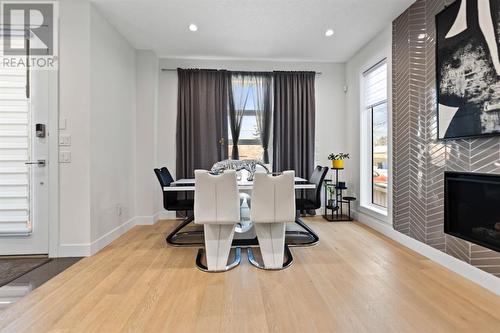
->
[[251, 171, 296, 223], [305, 166, 329, 208], [194, 170, 240, 225], [154, 167, 178, 209]]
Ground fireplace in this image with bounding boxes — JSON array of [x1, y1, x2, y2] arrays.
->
[[444, 172, 500, 253]]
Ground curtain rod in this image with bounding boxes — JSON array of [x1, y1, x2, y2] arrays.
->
[[160, 68, 322, 75]]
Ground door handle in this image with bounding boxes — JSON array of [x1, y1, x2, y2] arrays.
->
[[25, 159, 46, 166]]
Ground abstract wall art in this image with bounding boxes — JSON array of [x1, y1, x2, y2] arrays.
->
[[436, 0, 500, 139]]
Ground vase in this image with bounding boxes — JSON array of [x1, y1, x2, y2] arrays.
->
[[331, 160, 344, 169]]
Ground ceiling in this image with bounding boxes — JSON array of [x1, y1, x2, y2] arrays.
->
[[91, 0, 414, 62]]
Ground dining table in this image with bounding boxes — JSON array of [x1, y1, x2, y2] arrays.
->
[[163, 174, 319, 248], [163, 176, 316, 191]]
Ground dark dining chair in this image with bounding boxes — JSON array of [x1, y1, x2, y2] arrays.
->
[[154, 167, 194, 212], [296, 165, 329, 213], [154, 167, 195, 246]]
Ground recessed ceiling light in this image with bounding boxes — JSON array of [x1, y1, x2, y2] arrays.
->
[[189, 24, 198, 32], [325, 29, 334, 37]]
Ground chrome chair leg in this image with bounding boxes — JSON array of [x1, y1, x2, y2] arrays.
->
[[195, 247, 241, 273], [166, 216, 319, 248], [247, 244, 293, 270]]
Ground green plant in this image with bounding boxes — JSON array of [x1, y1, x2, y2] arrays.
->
[[328, 152, 350, 161], [324, 183, 335, 200]]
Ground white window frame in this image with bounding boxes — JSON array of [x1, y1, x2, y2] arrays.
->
[[359, 58, 392, 222]]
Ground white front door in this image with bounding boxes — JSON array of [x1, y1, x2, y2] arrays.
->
[[0, 37, 50, 255]]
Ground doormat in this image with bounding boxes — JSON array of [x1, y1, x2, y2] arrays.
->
[[0, 257, 51, 287]]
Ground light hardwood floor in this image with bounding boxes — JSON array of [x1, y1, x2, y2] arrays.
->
[[1, 218, 500, 332]]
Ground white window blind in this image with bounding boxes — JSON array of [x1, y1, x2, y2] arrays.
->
[[0, 36, 31, 235], [363, 60, 387, 108]]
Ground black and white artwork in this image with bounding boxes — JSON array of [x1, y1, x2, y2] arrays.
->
[[437, 0, 500, 139]]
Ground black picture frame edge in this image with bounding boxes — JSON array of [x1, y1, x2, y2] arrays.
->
[[438, 130, 500, 141]]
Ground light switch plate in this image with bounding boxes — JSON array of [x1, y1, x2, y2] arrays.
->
[[59, 151, 71, 163], [59, 134, 71, 146], [59, 118, 67, 130]]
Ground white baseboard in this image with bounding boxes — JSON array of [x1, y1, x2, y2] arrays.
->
[[154, 211, 177, 222], [58, 243, 91, 257], [58, 217, 135, 257], [353, 210, 500, 296], [134, 215, 155, 225], [57, 213, 181, 257], [89, 218, 136, 255]]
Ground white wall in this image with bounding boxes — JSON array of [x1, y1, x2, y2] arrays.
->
[[135, 50, 160, 223], [57, 0, 138, 256], [156, 58, 346, 215], [345, 25, 392, 223], [58, 0, 92, 253], [89, 4, 137, 245]]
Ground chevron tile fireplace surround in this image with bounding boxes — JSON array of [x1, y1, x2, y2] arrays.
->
[[392, 0, 500, 277]]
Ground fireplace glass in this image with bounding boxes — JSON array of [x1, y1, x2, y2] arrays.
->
[[444, 172, 500, 253]]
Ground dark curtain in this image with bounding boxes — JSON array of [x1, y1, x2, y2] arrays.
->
[[176, 68, 229, 179], [251, 73, 273, 163], [272, 71, 316, 179], [228, 73, 250, 159]]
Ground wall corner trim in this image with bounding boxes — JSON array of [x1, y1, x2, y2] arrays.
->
[[353, 210, 500, 296]]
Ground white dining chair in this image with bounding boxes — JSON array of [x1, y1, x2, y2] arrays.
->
[[248, 170, 295, 270], [194, 169, 241, 272], [244, 164, 271, 210]]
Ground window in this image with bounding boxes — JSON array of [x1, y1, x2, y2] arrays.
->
[[228, 109, 263, 160], [372, 102, 388, 207], [361, 60, 388, 212], [228, 75, 272, 161]]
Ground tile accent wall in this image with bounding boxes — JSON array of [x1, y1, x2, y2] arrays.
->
[[392, 0, 500, 277]]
